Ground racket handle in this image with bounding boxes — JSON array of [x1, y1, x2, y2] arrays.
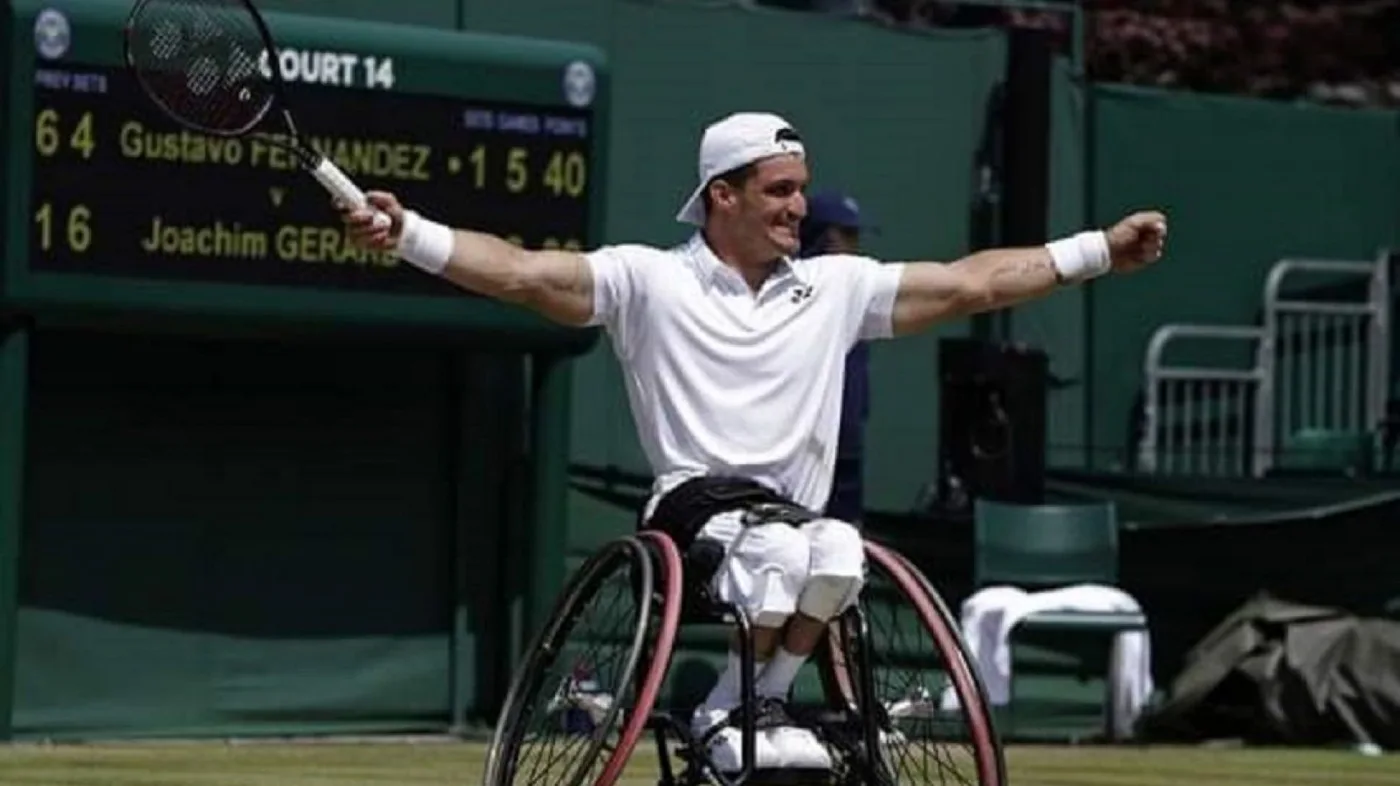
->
[[311, 157, 391, 230]]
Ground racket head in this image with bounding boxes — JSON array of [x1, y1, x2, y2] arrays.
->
[[123, 0, 286, 138]]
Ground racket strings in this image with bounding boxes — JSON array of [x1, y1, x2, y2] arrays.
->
[[127, 0, 274, 135]]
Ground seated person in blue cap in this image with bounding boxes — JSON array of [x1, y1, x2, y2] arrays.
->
[[800, 190, 871, 524]]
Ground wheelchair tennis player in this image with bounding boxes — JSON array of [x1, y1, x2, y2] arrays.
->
[[342, 111, 1166, 774]]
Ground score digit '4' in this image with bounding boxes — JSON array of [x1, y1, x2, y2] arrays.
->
[[362, 57, 395, 90]]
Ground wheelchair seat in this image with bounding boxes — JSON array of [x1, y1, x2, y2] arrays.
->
[[678, 537, 731, 625]]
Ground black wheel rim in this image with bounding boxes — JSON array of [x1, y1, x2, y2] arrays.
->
[[843, 554, 988, 786], [485, 537, 655, 786]]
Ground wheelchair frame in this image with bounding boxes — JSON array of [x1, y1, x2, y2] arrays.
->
[[643, 599, 893, 786], [484, 529, 1006, 786]]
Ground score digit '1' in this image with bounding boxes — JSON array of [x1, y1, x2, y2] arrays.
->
[[362, 57, 396, 89]]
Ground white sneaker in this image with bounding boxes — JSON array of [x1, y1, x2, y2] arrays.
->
[[691, 705, 782, 773], [753, 698, 833, 770], [766, 725, 833, 769], [880, 727, 908, 748]]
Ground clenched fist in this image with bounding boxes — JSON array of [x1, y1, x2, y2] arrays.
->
[[1106, 211, 1167, 273]]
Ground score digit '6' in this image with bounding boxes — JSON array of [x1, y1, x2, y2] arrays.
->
[[35, 108, 97, 159]]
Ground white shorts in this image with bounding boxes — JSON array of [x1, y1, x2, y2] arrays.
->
[[696, 512, 865, 628]]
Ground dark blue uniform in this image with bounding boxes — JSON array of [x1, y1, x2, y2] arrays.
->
[[826, 340, 868, 522], [800, 189, 873, 523]]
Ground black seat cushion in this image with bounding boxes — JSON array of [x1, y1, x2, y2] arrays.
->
[[680, 537, 732, 624]]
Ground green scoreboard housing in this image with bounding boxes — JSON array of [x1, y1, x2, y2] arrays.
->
[[3, 0, 608, 346], [0, 0, 609, 739]]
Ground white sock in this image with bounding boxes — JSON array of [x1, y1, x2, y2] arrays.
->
[[702, 651, 762, 713], [756, 647, 807, 700]]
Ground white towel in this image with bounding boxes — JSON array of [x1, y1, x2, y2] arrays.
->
[[939, 583, 1153, 738]]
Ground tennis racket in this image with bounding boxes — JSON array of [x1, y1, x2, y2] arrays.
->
[[122, 0, 390, 228]]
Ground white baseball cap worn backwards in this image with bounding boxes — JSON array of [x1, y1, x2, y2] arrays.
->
[[675, 112, 806, 226]]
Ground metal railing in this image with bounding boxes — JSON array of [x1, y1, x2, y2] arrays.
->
[[1138, 250, 1391, 477], [1255, 255, 1391, 475], [1137, 325, 1268, 475]]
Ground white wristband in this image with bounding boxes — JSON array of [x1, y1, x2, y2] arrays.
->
[[1045, 230, 1111, 283], [395, 210, 454, 275]]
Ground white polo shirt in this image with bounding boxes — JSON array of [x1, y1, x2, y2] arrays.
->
[[585, 233, 904, 512]]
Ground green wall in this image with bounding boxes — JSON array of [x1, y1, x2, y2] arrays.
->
[[261, 0, 455, 27], [12, 332, 525, 738], [1087, 87, 1400, 469]]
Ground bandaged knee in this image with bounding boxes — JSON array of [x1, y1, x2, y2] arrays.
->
[[796, 519, 866, 621], [797, 573, 863, 621], [803, 519, 865, 576]]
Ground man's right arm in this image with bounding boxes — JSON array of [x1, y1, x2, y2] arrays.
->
[[342, 191, 595, 327], [436, 228, 595, 327]]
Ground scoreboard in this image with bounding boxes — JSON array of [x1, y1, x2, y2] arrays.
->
[[3, 0, 608, 346]]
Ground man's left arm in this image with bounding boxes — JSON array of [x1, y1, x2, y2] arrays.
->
[[889, 211, 1168, 337]]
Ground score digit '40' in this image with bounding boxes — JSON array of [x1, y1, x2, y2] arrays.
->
[[257, 48, 396, 90]]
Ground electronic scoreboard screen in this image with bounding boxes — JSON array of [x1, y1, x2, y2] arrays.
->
[[3, 0, 608, 342]]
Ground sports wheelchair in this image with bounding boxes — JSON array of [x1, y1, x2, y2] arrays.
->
[[484, 528, 1006, 786]]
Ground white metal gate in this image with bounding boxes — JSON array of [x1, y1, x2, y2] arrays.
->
[[1138, 250, 1391, 476], [1137, 325, 1266, 475], [1255, 256, 1391, 475]]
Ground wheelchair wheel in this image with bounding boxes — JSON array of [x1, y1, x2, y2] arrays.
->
[[819, 541, 1006, 786], [485, 532, 683, 786]]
